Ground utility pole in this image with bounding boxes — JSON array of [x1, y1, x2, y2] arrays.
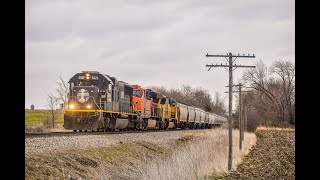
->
[[243, 96, 249, 133], [225, 83, 250, 150], [239, 86, 255, 134], [206, 52, 255, 171], [244, 105, 247, 132], [226, 88, 253, 150], [239, 83, 242, 150]]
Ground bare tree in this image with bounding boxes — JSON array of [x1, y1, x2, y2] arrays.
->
[[211, 92, 227, 116], [269, 60, 295, 124], [149, 85, 168, 96], [55, 75, 69, 109], [149, 85, 227, 116], [240, 91, 264, 132], [180, 85, 193, 101], [243, 60, 283, 121], [242, 60, 295, 127], [196, 88, 211, 109], [47, 93, 59, 128]]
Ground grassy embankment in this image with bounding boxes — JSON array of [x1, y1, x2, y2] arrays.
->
[[25, 109, 64, 132], [26, 128, 256, 179]]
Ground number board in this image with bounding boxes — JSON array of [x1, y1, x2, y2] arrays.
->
[[78, 76, 98, 80]]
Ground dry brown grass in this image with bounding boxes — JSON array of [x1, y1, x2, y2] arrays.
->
[[25, 128, 256, 179], [25, 125, 46, 133], [140, 128, 256, 180], [25, 122, 70, 133]]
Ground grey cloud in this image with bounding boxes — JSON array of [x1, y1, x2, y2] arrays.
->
[[25, 0, 294, 109], [26, 0, 183, 42]]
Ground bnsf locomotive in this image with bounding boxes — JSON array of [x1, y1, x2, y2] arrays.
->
[[63, 71, 227, 132]]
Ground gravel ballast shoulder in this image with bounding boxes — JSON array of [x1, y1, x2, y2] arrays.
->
[[25, 129, 210, 156]]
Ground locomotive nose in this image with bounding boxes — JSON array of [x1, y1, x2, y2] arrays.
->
[[69, 86, 99, 109], [73, 86, 99, 103]]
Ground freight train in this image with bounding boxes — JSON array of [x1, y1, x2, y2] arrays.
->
[[63, 71, 227, 132]]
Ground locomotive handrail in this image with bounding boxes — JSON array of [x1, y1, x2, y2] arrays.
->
[[92, 97, 102, 110]]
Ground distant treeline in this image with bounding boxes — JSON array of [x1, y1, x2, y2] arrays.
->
[[148, 85, 227, 117]]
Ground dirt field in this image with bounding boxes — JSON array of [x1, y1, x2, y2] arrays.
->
[[217, 127, 295, 180]]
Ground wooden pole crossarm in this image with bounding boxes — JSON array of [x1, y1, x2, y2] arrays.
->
[[206, 65, 256, 68]]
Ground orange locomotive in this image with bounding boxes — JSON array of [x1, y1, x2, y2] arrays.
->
[[132, 85, 166, 129]]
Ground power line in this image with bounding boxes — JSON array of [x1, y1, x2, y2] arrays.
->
[[206, 52, 255, 171]]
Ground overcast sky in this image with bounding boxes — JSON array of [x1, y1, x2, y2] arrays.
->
[[26, 0, 294, 109]]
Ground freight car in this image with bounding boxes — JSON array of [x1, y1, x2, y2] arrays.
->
[[63, 71, 227, 132]]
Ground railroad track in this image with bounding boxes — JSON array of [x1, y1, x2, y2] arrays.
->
[[25, 128, 213, 138]]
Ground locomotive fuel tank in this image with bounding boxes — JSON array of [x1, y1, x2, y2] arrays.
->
[[146, 119, 157, 129], [167, 122, 175, 129], [108, 117, 129, 129]]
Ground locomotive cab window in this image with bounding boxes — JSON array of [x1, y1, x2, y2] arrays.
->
[[133, 90, 143, 98], [102, 81, 107, 89], [76, 80, 98, 86], [160, 98, 166, 104], [146, 91, 151, 100], [169, 99, 176, 106]]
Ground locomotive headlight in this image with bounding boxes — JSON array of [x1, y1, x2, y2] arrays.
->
[[86, 73, 89, 77], [86, 76, 90, 79], [87, 105, 91, 109], [69, 104, 75, 109]]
